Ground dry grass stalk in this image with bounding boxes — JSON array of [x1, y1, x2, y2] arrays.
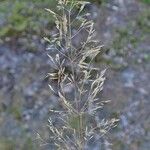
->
[[42, 0, 118, 149]]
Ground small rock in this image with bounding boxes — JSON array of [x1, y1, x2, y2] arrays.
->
[[138, 88, 148, 95], [122, 68, 135, 88]]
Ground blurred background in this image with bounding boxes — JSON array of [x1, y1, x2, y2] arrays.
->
[[0, 0, 149, 149]]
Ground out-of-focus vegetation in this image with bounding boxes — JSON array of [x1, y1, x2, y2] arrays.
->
[[0, 0, 102, 38], [112, 9, 150, 55], [0, 137, 37, 150], [0, 0, 57, 37], [136, 9, 150, 33], [0, 138, 15, 150], [94, 8, 150, 69], [142, 0, 150, 4]]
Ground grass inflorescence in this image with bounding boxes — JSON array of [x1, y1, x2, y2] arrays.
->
[[41, 0, 119, 149]]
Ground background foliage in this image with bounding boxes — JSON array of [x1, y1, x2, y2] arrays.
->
[[0, 0, 102, 38]]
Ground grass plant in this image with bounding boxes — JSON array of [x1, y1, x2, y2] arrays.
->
[[41, 0, 118, 149]]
